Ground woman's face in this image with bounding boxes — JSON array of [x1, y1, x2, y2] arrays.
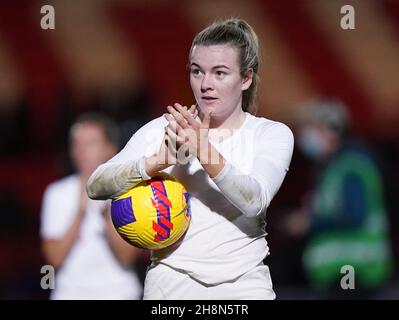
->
[[70, 122, 116, 177], [189, 44, 252, 119]]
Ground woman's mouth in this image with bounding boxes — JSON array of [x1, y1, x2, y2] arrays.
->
[[201, 96, 218, 104]]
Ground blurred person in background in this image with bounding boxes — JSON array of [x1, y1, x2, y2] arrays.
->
[[286, 98, 393, 299], [40, 113, 142, 299]]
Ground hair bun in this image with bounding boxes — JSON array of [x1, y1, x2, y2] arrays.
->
[[226, 18, 248, 31]]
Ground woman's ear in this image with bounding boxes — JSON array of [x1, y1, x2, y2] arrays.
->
[[241, 68, 253, 91]]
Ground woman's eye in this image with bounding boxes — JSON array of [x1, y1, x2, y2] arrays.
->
[[216, 71, 226, 77], [191, 69, 202, 75]]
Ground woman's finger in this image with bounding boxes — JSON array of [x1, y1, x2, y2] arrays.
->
[[166, 125, 186, 148], [167, 105, 189, 130], [174, 104, 199, 128], [165, 112, 187, 136], [201, 111, 212, 130], [189, 104, 196, 114], [189, 104, 199, 120]]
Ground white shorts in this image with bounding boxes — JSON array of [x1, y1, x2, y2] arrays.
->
[[143, 263, 276, 300]]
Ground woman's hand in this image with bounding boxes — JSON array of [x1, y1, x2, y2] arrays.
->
[[165, 103, 224, 178], [145, 105, 198, 176], [165, 103, 211, 162]]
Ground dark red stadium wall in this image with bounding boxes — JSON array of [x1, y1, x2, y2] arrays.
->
[[258, 0, 375, 136], [109, 2, 196, 117], [0, 1, 67, 147]]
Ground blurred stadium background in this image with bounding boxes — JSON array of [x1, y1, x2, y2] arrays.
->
[[0, 0, 398, 299]]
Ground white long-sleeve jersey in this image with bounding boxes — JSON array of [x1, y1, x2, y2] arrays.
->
[[88, 112, 294, 284]]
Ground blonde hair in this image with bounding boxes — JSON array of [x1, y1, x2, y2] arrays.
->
[[189, 18, 260, 114]]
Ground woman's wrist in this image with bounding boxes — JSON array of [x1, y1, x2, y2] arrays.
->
[[198, 141, 226, 178], [144, 155, 171, 177], [144, 155, 159, 177]]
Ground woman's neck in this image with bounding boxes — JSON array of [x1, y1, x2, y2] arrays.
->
[[208, 107, 246, 141], [211, 106, 245, 129]]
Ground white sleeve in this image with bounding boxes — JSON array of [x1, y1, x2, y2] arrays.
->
[[212, 122, 294, 218], [87, 117, 167, 200]]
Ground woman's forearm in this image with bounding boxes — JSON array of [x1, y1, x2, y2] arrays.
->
[[212, 162, 267, 218], [198, 141, 226, 178], [86, 157, 149, 200], [199, 142, 266, 218]]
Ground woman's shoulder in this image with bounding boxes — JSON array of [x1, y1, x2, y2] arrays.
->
[[138, 115, 167, 131], [247, 113, 293, 138], [247, 114, 294, 156], [129, 115, 167, 139]]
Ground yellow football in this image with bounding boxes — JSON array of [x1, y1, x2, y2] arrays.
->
[[110, 173, 191, 250]]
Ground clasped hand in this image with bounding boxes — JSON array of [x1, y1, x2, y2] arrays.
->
[[164, 103, 211, 163]]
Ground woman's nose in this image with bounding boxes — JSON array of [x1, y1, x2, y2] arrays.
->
[[201, 74, 214, 92]]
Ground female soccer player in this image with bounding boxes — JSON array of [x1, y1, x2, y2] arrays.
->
[[87, 18, 294, 299]]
